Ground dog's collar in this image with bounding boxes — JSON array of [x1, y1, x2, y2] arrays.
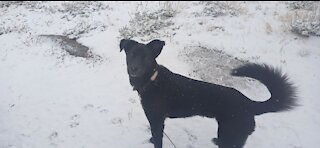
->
[[150, 70, 158, 81]]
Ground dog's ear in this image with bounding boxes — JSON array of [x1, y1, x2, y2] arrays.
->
[[147, 39, 165, 58], [120, 39, 138, 52]]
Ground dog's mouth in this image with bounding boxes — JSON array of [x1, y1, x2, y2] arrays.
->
[[129, 73, 139, 77], [127, 67, 145, 78]]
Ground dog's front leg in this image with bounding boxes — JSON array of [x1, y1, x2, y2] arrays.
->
[[145, 111, 165, 148], [150, 119, 164, 148]]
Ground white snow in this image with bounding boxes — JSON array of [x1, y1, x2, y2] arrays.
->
[[0, 1, 319, 148]]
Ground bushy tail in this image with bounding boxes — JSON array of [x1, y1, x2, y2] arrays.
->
[[231, 63, 298, 115]]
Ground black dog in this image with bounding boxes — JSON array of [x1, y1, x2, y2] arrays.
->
[[120, 39, 297, 148]]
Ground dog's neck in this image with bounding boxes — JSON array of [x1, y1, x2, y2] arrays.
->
[[129, 65, 160, 92]]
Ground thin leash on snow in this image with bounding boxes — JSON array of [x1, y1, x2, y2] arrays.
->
[[164, 131, 177, 148]]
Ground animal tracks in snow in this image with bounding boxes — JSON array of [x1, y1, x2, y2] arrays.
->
[[69, 114, 81, 128], [70, 114, 80, 120], [48, 131, 62, 146], [111, 117, 124, 125], [69, 122, 80, 128], [183, 128, 198, 144]]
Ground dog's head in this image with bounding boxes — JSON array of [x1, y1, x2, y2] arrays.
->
[[120, 39, 165, 78]]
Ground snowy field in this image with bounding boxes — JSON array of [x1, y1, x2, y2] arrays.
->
[[0, 1, 320, 148]]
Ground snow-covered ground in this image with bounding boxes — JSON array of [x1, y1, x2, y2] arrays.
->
[[0, 1, 319, 148]]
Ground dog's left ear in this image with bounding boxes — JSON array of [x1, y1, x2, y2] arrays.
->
[[147, 39, 165, 58]]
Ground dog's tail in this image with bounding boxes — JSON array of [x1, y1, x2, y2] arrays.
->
[[231, 63, 298, 115]]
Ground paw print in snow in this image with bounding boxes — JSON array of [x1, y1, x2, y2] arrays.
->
[[111, 117, 123, 125], [69, 122, 80, 128]]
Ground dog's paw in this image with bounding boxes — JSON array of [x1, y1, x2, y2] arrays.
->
[[212, 138, 219, 145], [149, 137, 154, 144]]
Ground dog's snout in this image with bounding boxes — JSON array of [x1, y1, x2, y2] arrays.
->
[[128, 66, 141, 77], [130, 67, 138, 72]]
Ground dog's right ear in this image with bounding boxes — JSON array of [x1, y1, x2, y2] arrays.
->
[[120, 39, 137, 52]]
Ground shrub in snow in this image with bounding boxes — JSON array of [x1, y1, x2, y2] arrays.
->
[[288, 1, 320, 37], [0, 24, 30, 35], [195, 1, 244, 17], [0, 1, 23, 8], [291, 20, 320, 37], [119, 9, 177, 41], [0, 1, 52, 10], [59, 2, 111, 18], [0, 2, 110, 37], [63, 21, 107, 39], [288, 1, 315, 10]]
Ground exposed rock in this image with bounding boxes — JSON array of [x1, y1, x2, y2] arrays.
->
[[39, 35, 89, 57]]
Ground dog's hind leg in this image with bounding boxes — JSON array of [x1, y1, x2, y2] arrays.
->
[[216, 117, 255, 148]]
